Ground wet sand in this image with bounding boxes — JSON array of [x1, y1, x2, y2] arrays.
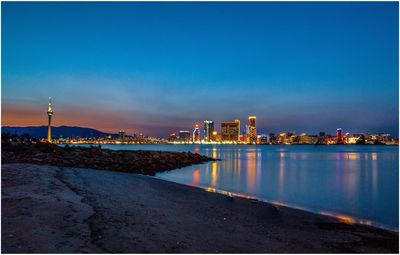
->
[[2, 163, 398, 253]]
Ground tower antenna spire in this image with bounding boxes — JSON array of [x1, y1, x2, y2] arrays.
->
[[47, 97, 53, 142]]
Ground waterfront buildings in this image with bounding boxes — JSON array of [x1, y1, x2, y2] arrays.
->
[[203, 120, 214, 142], [193, 124, 201, 143], [221, 120, 240, 142], [40, 106, 396, 145], [178, 130, 191, 142], [47, 97, 53, 143], [298, 133, 318, 144], [278, 133, 287, 144], [168, 132, 178, 142], [235, 120, 241, 140], [368, 133, 391, 144], [268, 133, 277, 144], [118, 130, 126, 140], [337, 128, 343, 144], [258, 134, 269, 144], [347, 134, 364, 144], [288, 134, 298, 144], [248, 116, 257, 144], [212, 131, 220, 142], [344, 133, 391, 145], [48, 127, 397, 145], [239, 133, 248, 143]]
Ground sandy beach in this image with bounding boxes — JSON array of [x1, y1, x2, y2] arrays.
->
[[2, 163, 398, 253]]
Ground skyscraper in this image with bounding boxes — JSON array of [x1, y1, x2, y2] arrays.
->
[[203, 120, 214, 142], [221, 121, 240, 142], [47, 97, 53, 142], [248, 116, 257, 144], [235, 119, 241, 141], [336, 128, 343, 144], [193, 124, 201, 143]]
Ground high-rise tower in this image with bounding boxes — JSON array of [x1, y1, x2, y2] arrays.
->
[[248, 116, 257, 144], [221, 121, 240, 142], [193, 124, 201, 143], [47, 97, 53, 142], [235, 120, 241, 142], [203, 120, 214, 142], [336, 128, 343, 144]]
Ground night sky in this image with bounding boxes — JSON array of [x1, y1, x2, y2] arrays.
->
[[2, 2, 399, 137]]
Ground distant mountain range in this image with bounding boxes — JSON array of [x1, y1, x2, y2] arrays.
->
[[2, 126, 112, 139]]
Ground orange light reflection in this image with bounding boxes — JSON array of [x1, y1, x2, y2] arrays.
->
[[190, 169, 200, 186]]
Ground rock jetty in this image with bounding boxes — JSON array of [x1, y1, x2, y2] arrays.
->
[[2, 137, 215, 176]]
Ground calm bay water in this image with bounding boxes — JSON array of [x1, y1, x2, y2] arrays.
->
[[80, 144, 399, 231]]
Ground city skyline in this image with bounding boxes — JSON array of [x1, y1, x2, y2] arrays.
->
[[2, 2, 399, 137], [5, 95, 397, 140]]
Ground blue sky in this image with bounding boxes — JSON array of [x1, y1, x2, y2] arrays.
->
[[2, 2, 399, 137]]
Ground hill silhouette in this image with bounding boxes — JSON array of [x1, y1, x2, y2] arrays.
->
[[2, 126, 111, 139]]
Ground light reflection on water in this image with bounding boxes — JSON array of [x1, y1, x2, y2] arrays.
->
[[82, 144, 399, 231]]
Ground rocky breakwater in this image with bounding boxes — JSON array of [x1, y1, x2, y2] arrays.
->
[[2, 139, 215, 175]]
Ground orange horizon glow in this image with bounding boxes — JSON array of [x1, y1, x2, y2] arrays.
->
[[1, 103, 142, 135]]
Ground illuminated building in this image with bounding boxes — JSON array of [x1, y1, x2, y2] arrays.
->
[[336, 128, 343, 144], [118, 130, 126, 140], [343, 133, 350, 144], [278, 133, 287, 144], [258, 134, 269, 144], [47, 97, 53, 143], [221, 121, 240, 142], [245, 125, 249, 133], [248, 116, 257, 144], [235, 120, 241, 141], [203, 120, 214, 142], [169, 132, 178, 142], [249, 116, 256, 127], [315, 132, 325, 144], [299, 133, 318, 144], [267, 133, 276, 144], [368, 133, 391, 144], [240, 134, 248, 143], [381, 134, 391, 142], [288, 134, 299, 144], [347, 135, 362, 144], [178, 131, 191, 142], [347, 134, 366, 144], [193, 124, 201, 142], [211, 131, 221, 142]]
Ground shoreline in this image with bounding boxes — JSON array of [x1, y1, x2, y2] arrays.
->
[[2, 163, 398, 253], [60, 142, 399, 146], [154, 176, 398, 233]]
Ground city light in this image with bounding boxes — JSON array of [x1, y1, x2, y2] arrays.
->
[[45, 101, 397, 146]]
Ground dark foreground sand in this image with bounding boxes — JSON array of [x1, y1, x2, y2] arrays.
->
[[2, 163, 398, 253]]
